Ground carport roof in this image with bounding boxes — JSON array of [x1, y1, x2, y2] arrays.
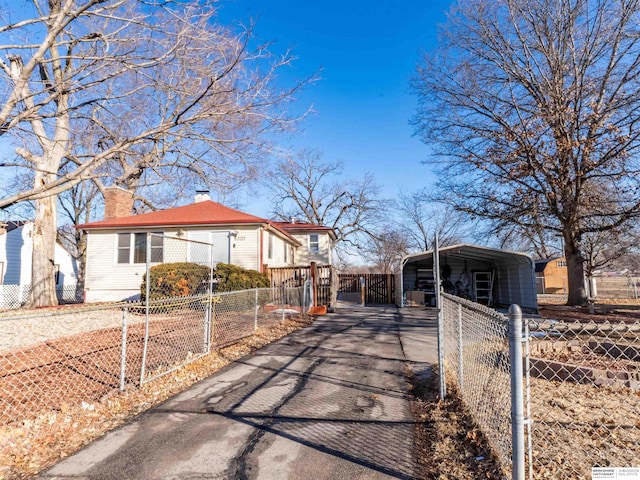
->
[[401, 243, 534, 268]]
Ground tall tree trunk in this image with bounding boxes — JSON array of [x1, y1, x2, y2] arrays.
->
[[74, 229, 87, 302], [564, 232, 587, 306], [27, 171, 58, 308]]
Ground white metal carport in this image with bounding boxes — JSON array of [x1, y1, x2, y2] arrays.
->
[[397, 244, 538, 313]]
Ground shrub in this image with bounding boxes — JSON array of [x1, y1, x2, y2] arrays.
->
[[141, 262, 211, 301], [214, 263, 270, 292]]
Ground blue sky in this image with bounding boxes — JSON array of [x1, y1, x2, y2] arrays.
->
[[217, 0, 452, 216]]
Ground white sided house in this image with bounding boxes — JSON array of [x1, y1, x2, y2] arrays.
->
[[0, 221, 77, 308], [79, 188, 335, 302], [272, 220, 336, 266]]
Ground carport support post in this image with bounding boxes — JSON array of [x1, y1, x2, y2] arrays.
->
[[434, 234, 446, 399], [457, 303, 463, 389], [120, 306, 128, 392], [508, 304, 525, 480]]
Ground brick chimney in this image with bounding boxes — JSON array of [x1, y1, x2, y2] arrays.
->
[[104, 186, 134, 220]]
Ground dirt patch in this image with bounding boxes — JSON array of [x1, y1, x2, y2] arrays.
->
[[407, 368, 505, 480], [0, 315, 314, 480], [538, 305, 640, 324]]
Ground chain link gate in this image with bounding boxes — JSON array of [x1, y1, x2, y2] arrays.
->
[[525, 315, 640, 479], [140, 233, 214, 384]]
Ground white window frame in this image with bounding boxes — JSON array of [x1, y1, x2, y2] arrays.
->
[[267, 233, 273, 260], [117, 232, 163, 264]]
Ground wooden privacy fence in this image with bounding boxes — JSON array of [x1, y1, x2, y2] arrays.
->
[[265, 264, 334, 307], [338, 273, 396, 304]]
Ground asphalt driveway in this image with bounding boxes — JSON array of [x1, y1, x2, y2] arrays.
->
[[39, 304, 437, 480]]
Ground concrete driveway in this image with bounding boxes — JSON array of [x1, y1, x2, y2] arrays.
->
[[39, 304, 437, 480]]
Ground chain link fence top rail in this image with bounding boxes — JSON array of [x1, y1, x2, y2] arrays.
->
[[441, 293, 512, 476], [525, 315, 640, 479]]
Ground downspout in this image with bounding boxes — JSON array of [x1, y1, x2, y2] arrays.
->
[[258, 226, 264, 273]]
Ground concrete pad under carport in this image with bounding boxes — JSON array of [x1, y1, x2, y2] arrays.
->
[[39, 304, 439, 480]]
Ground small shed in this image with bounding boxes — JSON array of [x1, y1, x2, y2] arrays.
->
[[397, 244, 538, 313]]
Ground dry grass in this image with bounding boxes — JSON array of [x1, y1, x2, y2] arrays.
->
[[528, 378, 640, 479], [527, 304, 640, 478], [408, 368, 505, 480]]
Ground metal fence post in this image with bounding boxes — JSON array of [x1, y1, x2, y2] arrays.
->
[[281, 282, 286, 323], [434, 233, 446, 399], [120, 306, 128, 392], [508, 304, 525, 480], [140, 232, 152, 385], [457, 302, 464, 389], [204, 300, 211, 353], [204, 243, 214, 353], [254, 289, 259, 331]]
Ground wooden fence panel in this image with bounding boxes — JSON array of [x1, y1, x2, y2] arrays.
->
[[338, 273, 395, 304], [265, 265, 333, 307]]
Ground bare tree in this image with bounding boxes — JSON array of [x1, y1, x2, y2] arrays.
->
[[266, 149, 388, 261], [582, 226, 640, 278], [363, 228, 410, 274], [484, 222, 556, 259], [412, 0, 640, 305], [0, 1, 309, 306], [397, 189, 464, 251]]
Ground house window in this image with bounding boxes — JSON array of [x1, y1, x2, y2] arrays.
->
[[267, 233, 273, 260], [54, 264, 60, 285], [284, 244, 288, 263], [557, 260, 566, 267], [118, 232, 163, 264], [117, 233, 131, 263], [309, 234, 319, 252]]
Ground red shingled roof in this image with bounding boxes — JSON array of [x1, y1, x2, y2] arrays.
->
[[272, 221, 337, 239], [79, 200, 268, 229], [77, 201, 313, 245]]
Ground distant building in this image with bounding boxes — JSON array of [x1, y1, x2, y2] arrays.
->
[[0, 221, 78, 308], [535, 257, 567, 294]]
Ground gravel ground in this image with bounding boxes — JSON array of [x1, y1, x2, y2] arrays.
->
[[0, 305, 143, 354]]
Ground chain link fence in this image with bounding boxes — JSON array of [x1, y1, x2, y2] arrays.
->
[[0, 288, 309, 427], [0, 233, 313, 426], [440, 292, 640, 479], [0, 284, 82, 309], [440, 293, 513, 476]]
